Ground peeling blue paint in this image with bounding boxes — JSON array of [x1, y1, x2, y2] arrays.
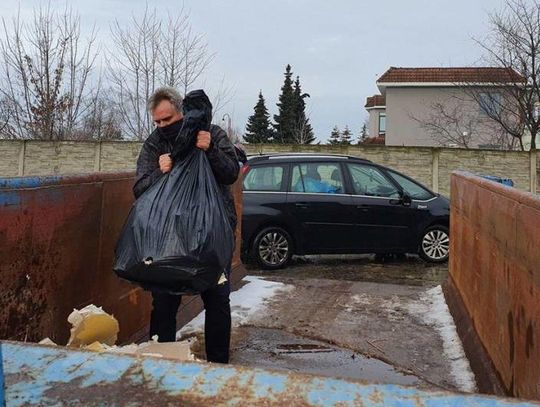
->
[[307, 378, 361, 406], [142, 359, 202, 394], [252, 372, 287, 399], [0, 176, 62, 190], [78, 355, 133, 387], [198, 367, 238, 396], [1, 341, 538, 406], [0, 192, 21, 207]]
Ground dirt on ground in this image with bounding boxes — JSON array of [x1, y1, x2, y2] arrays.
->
[[247, 254, 448, 286]]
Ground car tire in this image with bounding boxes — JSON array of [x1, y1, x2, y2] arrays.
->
[[252, 226, 293, 270], [419, 225, 450, 263]]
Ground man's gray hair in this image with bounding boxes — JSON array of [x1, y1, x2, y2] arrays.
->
[[147, 87, 183, 113]]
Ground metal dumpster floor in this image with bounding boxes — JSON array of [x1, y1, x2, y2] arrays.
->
[[181, 257, 475, 393]]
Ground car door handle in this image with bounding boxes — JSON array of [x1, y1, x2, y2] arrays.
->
[[295, 203, 310, 209], [356, 205, 369, 212]]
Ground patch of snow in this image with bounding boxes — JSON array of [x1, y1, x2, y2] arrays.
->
[[177, 276, 294, 339], [407, 285, 477, 393]]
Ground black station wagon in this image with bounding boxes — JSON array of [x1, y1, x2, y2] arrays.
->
[[241, 153, 450, 269]]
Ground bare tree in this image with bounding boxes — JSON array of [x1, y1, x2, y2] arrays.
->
[[410, 97, 514, 149], [208, 75, 235, 121], [108, 6, 215, 140], [76, 90, 123, 141], [108, 7, 161, 141], [0, 5, 99, 140], [0, 96, 18, 138], [472, 0, 540, 151], [160, 10, 189, 89], [176, 26, 214, 96]]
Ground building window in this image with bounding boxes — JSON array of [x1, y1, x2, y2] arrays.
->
[[479, 92, 502, 117], [378, 113, 386, 135]]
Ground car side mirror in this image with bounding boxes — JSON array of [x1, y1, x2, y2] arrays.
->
[[402, 193, 412, 207]]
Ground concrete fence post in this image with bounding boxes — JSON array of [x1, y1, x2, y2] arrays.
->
[[432, 148, 440, 193], [94, 142, 102, 172], [18, 140, 26, 176], [531, 150, 538, 194]]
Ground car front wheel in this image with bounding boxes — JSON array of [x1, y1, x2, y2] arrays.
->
[[252, 226, 293, 270], [419, 225, 449, 263]]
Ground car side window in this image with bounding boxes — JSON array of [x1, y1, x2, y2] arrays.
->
[[243, 165, 284, 191], [348, 164, 400, 198], [290, 163, 344, 194], [388, 171, 434, 200]]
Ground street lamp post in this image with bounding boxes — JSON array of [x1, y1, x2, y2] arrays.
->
[[222, 113, 233, 141]]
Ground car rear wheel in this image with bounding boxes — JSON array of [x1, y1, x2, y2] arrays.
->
[[419, 225, 449, 263], [252, 227, 293, 270]]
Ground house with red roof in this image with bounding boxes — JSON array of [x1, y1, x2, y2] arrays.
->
[[365, 67, 526, 149]]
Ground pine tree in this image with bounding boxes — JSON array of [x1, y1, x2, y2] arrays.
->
[[358, 123, 368, 144], [340, 125, 352, 145], [329, 126, 341, 145], [244, 91, 272, 144], [273, 64, 296, 143], [292, 76, 315, 144]]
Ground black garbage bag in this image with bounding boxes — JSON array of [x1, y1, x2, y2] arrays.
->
[[114, 90, 234, 295]]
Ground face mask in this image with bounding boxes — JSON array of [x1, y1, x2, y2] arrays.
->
[[158, 119, 183, 140]]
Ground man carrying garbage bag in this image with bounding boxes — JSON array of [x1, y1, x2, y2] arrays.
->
[[115, 87, 239, 364]]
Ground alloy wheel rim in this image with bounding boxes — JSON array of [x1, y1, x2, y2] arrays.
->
[[259, 232, 289, 266], [422, 230, 449, 260]]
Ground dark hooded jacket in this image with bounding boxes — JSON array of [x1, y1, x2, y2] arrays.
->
[[133, 124, 239, 228]]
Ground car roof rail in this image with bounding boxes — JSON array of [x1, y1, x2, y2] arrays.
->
[[247, 152, 372, 163]]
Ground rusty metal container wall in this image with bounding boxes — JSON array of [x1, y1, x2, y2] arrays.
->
[[0, 172, 245, 345], [449, 171, 540, 400]]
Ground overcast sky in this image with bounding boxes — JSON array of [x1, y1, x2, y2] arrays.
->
[[3, 0, 508, 142]]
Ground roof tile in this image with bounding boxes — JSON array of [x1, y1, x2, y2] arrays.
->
[[377, 67, 525, 84], [365, 94, 386, 108]]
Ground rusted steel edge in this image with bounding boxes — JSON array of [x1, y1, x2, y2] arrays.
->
[[0, 342, 4, 407], [443, 278, 508, 396], [3, 341, 539, 406], [0, 171, 135, 190], [452, 171, 540, 207]]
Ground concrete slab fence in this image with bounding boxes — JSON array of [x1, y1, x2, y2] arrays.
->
[[0, 140, 537, 196]]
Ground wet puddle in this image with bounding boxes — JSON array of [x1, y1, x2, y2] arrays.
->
[[230, 327, 423, 386]]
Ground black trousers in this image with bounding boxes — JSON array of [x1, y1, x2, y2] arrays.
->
[[149, 277, 231, 364]]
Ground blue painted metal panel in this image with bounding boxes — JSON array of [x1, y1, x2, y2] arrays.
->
[[0, 191, 21, 207], [0, 176, 62, 190], [2, 341, 538, 406]]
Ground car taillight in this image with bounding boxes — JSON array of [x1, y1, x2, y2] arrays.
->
[[241, 164, 250, 175]]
